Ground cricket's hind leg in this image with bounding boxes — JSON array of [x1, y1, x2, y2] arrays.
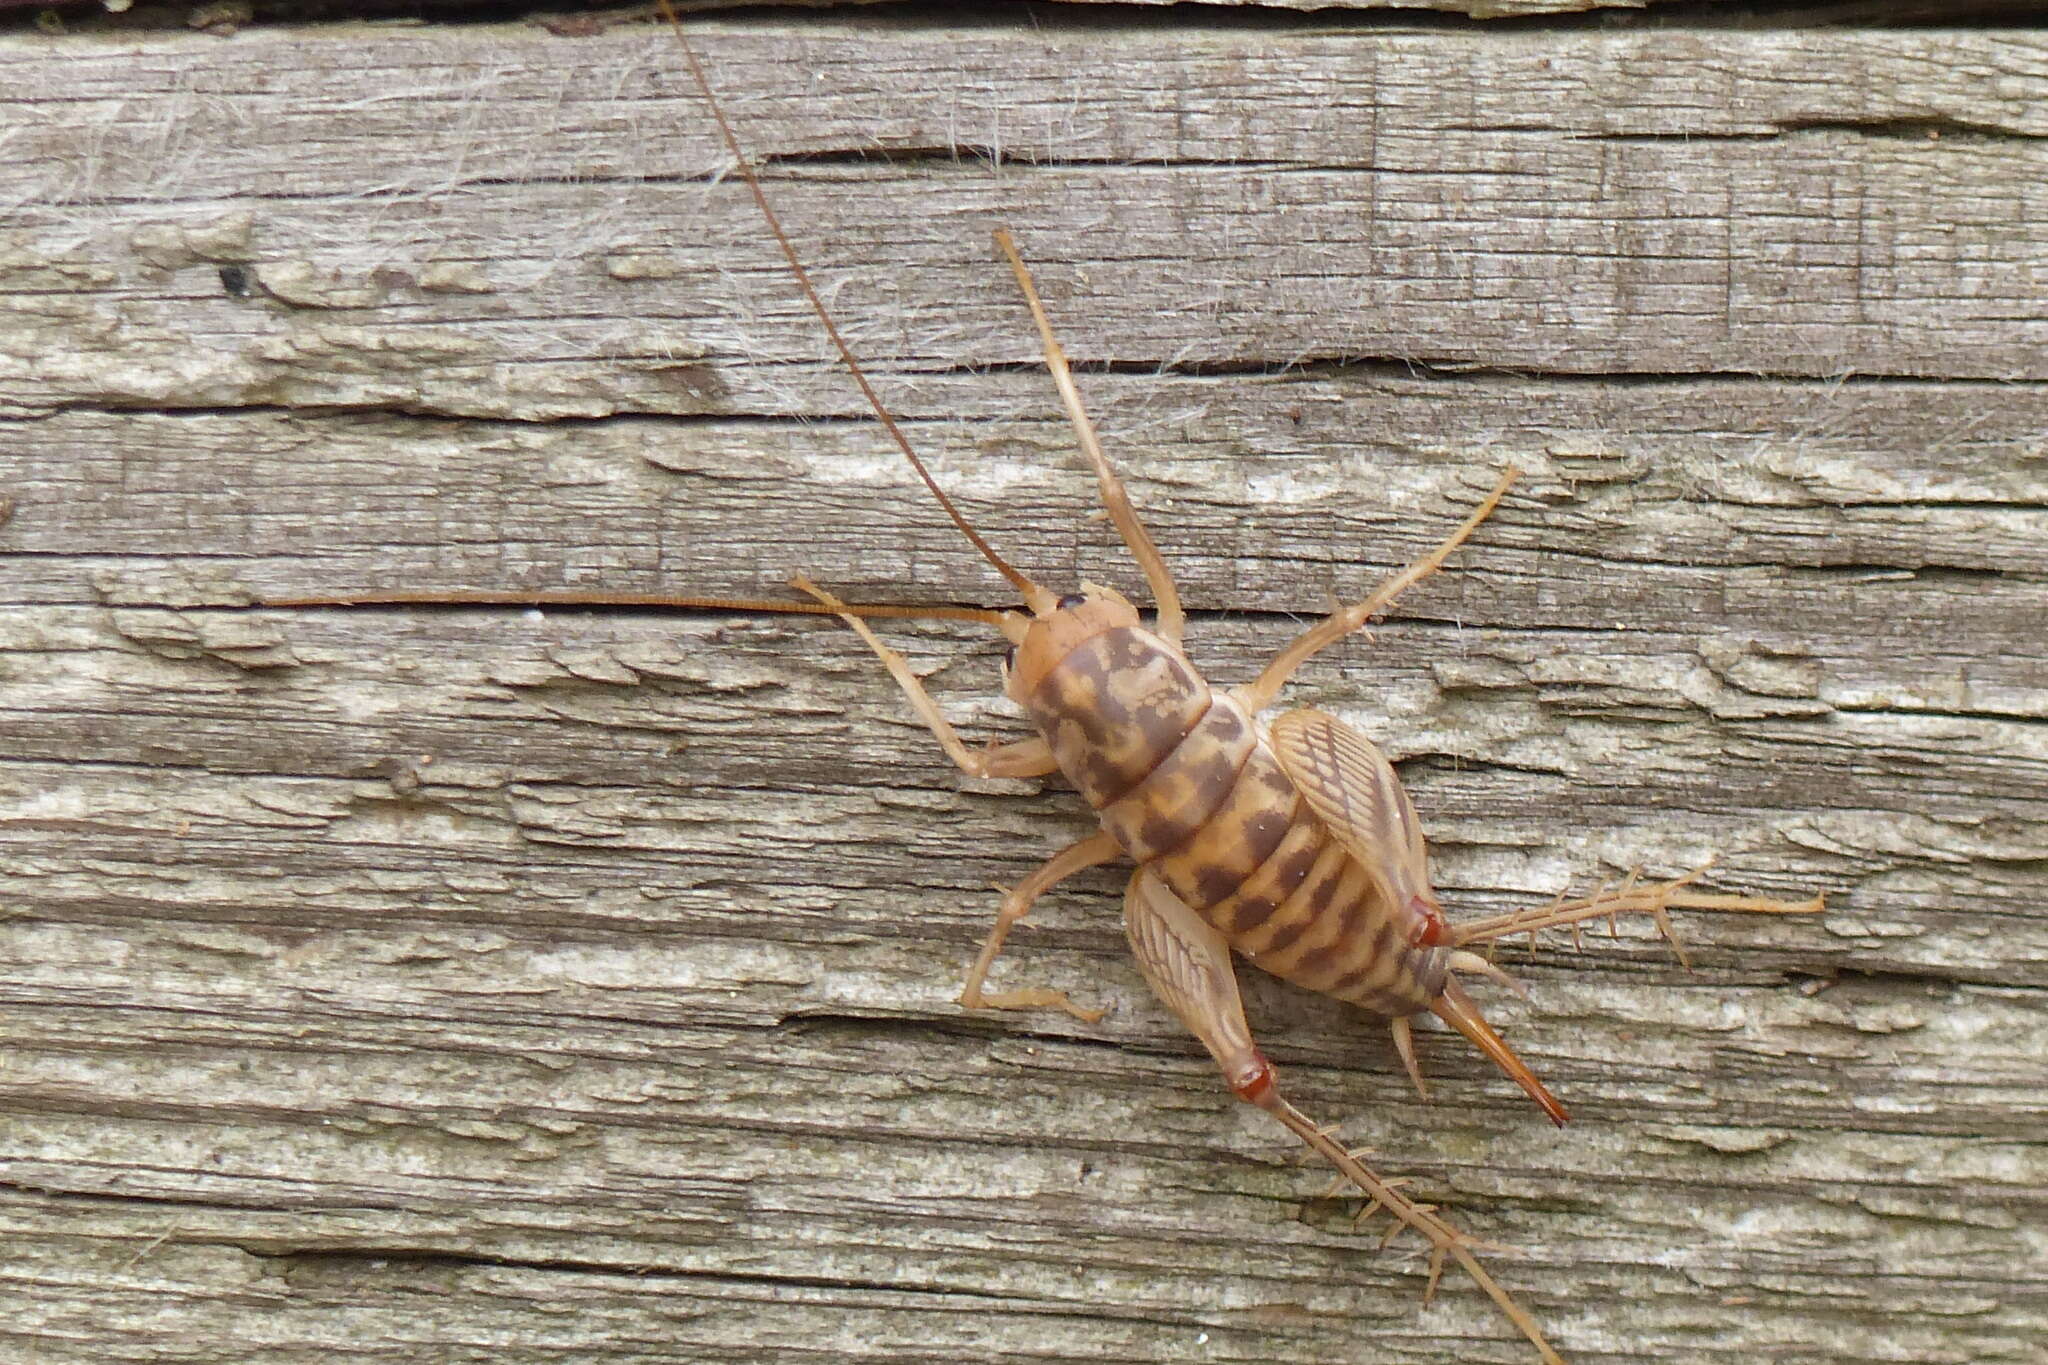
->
[[1121, 869, 1566, 1365], [1448, 868, 1824, 959], [1234, 465, 1519, 716], [994, 229, 1186, 643]]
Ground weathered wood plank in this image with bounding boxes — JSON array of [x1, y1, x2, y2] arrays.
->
[[6, 19, 2048, 422], [1, 11, 2044, 1365]]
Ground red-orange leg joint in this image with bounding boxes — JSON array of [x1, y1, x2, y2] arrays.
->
[[1408, 895, 1451, 948], [1229, 1053, 1276, 1106]]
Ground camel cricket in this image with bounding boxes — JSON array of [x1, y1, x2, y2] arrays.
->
[[283, 11, 1825, 1360]]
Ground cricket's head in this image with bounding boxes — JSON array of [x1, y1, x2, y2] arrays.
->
[[1001, 581, 1141, 701]]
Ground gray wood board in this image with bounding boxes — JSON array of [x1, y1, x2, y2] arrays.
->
[[2, 13, 2044, 1365]]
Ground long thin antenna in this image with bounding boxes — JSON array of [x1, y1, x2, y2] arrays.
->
[[262, 587, 1011, 627], [656, 0, 1050, 612]]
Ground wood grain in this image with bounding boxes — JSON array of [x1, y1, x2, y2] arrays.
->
[[2, 10, 2043, 1365]]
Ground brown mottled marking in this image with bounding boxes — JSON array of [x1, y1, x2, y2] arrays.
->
[[1096, 698, 1254, 862], [1149, 753, 1300, 911], [1033, 626, 1209, 808], [1209, 809, 1326, 937]]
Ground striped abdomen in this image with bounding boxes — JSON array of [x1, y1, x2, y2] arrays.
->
[[1023, 622, 1447, 1016]]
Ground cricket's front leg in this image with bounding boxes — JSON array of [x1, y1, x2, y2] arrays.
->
[[1233, 465, 1518, 716], [793, 574, 1058, 780], [1121, 869, 1566, 1365]]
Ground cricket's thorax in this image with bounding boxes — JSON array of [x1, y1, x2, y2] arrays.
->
[[1016, 611, 1447, 1016]]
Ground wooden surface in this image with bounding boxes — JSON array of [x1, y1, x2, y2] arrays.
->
[[4, 8, 2046, 1364]]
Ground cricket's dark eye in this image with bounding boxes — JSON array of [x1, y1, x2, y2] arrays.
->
[[1003, 645, 1017, 669], [1058, 592, 1087, 610]]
